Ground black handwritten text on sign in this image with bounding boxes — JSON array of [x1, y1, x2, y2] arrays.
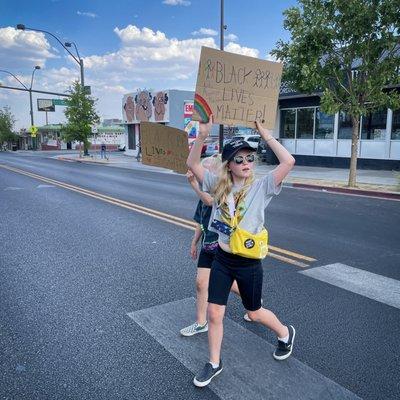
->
[[193, 47, 283, 129]]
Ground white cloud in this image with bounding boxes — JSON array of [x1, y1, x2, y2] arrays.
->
[[0, 27, 57, 69], [162, 0, 191, 5], [0, 24, 260, 129], [102, 85, 129, 94], [225, 42, 259, 58], [225, 33, 238, 41], [192, 28, 218, 36], [265, 52, 279, 62], [77, 11, 98, 18], [114, 25, 169, 47]]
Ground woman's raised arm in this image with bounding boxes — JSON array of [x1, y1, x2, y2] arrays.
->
[[187, 116, 213, 184], [255, 120, 295, 186]]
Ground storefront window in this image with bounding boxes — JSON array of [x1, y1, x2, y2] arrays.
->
[[315, 109, 334, 139], [296, 108, 314, 139], [280, 109, 296, 138], [391, 109, 400, 140], [338, 112, 353, 139], [361, 109, 387, 140]]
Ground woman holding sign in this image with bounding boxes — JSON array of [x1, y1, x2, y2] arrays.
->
[[187, 116, 296, 388]]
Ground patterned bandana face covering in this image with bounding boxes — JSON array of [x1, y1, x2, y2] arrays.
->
[[217, 187, 248, 229]]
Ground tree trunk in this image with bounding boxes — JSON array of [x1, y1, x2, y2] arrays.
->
[[348, 116, 360, 187], [83, 140, 89, 156]]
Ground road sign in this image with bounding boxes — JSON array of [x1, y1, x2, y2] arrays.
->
[[53, 99, 68, 106], [30, 126, 38, 137], [91, 125, 98, 134], [37, 99, 55, 112]]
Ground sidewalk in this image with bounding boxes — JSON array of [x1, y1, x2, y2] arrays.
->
[[255, 164, 399, 199], [55, 152, 400, 199], [55, 152, 174, 174]]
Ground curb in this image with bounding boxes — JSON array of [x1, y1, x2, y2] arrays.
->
[[286, 182, 400, 200], [57, 156, 111, 164], [56, 156, 400, 200]]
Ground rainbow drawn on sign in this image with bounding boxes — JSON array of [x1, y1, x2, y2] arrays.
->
[[194, 93, 212, 123]]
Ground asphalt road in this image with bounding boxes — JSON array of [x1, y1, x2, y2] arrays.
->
[[0, 151, 399, 400]]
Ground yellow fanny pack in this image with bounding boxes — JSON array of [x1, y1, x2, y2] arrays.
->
[[230, 213, 269, 260]]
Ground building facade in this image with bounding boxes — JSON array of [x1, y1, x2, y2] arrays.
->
[[274, 94, 400, 170], [120, 88, 399, 169], [121, 89, 198, 157], [37, 124, 125, 151]]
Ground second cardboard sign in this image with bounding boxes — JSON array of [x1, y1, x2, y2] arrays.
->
[[141, 122, 189, 174]]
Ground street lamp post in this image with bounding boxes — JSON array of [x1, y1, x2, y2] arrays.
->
[[30, 65, 40, 149], [65, 42, 85, 88], [219, 0, 227, 153], [29, 66, 41, 127], [0, 66, 40, 149], [16, 24, 85, 89]]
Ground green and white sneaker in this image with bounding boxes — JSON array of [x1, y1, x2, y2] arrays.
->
[[243, 313, 252, 322], [180, 322, 208, 337]]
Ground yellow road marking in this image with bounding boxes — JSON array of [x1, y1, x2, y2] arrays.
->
[[268, 246, 316, 262], [268, 252, 309, 268], [0, 164, 316, 268]]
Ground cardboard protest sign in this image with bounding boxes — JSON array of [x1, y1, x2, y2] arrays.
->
[[140, 122, 189, 174], [192, 47, 283, 129]]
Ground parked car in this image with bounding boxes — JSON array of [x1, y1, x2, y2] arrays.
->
[[228, 134, 261, 150], [204, 138, 220, 157], [189, 137, 217, 157]]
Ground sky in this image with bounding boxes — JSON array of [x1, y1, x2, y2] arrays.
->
[[0, 0, 297, 129]]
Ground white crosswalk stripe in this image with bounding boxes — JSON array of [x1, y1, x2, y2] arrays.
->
[[127, 298, 360, 400], [299, 263, 400, 309]]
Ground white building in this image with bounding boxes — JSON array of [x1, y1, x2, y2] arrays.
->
[[121, 89, 197, 157], [274, 92, 399, 170]]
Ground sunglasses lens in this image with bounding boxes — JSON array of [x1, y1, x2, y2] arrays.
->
[[234, 156, 243, 164], [233, 154, 255, 164]]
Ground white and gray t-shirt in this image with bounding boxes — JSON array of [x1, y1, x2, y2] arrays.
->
[[203, 170, 282, 246]]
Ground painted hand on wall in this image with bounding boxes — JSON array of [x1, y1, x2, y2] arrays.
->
[[135, 90, 153, 122], [153, 91, 169, 121], [124, 96, 135, 122]]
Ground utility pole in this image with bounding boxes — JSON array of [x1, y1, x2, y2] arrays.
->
[[219, 0, 226, 154]]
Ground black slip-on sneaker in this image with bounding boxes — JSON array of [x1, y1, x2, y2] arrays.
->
[[193, 361, 223, 387], [273, 325, 296, 361]]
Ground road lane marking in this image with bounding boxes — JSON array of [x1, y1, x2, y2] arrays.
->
[[127, 298, 360, 400], [3, 186, 23, 191], [299, 263, 400, 309], [269, 245, 316, 262], [37, 184, 56, 188], [0, 164, 195, 229], [0, 163, 316, 268], [268, 252, 310, 268]]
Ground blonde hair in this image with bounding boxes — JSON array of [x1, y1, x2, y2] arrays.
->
[[212, 161, 254, 206], [201, 154, 222, 173]]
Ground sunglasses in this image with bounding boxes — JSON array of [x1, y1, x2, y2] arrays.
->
[[232, 154, 256, 164]]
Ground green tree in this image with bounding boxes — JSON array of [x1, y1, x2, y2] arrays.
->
[[62, 81, 99, 156], [272, 0, 400, 187], [0, 106, 18, 149]]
